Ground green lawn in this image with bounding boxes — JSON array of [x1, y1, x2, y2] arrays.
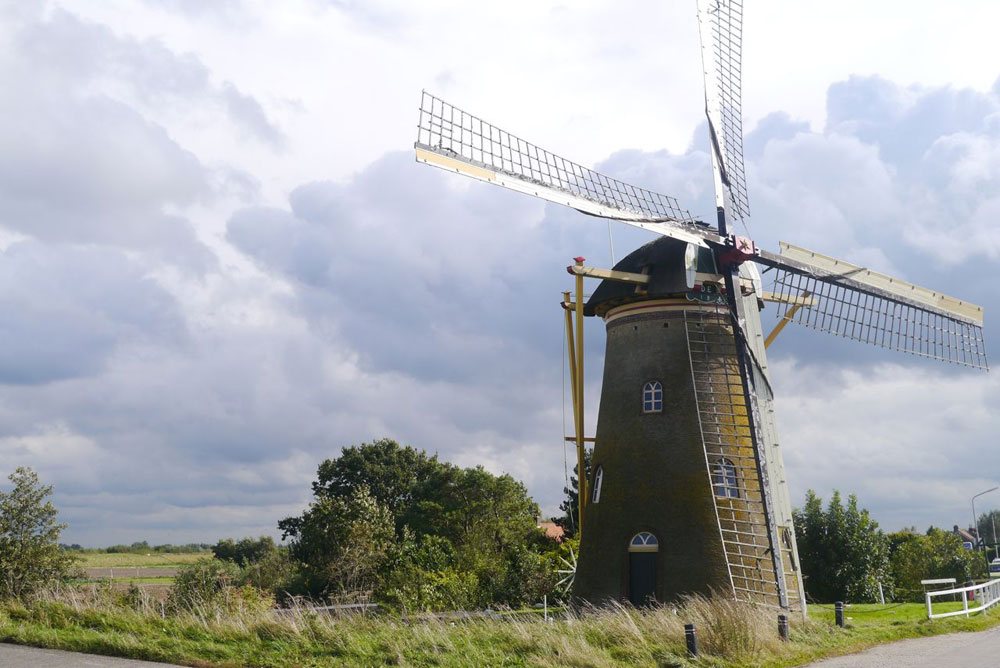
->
[[0, 597, 997, 667], [75, 552, 209, 569]]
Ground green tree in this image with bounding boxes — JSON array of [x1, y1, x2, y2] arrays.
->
[[0, 467, 76, 599], [793, 490, 892, 603], [977, 510, 1000, 560], [212, 536, 277, 566], [889, 527, 986, 601], [282, 485, 395, 598], [310, 438, 442, 530], [280, 439, 556, 609], [553, 448, 591, 539]]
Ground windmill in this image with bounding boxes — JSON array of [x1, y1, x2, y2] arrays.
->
[[413, 0, 988, 613]]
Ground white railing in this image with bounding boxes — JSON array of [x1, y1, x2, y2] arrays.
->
[[926, 579, 1000, 619]]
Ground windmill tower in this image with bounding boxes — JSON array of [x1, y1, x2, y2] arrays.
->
[[413, 0, 988, 613]]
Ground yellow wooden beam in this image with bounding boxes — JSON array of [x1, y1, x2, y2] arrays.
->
[[760, 291, 815, 307], [567, 264, 650, 285], [764, 292, 811, 349], [574, 260, 587, 533]]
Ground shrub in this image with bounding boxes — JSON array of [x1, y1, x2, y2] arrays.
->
[[0, 468, 76, 599], [167, 559, 242, 611]]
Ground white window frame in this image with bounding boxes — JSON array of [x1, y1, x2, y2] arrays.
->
[[712, 457, 740, 499], [628, 531, 659, 553], [592, 465, 604, 504], [642, 381, 663, 413]]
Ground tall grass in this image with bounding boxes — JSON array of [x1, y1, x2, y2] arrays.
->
[[1, 586, 812, 667], [0, 587, 996, 667]]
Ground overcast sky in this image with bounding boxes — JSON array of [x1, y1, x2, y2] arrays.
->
[[2, 0, 1000, 546]]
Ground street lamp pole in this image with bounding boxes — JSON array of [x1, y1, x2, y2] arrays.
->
[[992, 513, 998, 561], [971, 486, 999, 554]]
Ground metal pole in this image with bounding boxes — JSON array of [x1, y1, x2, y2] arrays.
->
[[684, 623, 698, 657], [972, 487, 999, 555], [835, 601, 845, 627], [992, 513, 998, 561], [574, 259, 587, 534], [878, 582, 885, 605]]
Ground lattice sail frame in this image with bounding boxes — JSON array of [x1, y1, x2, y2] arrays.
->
[[697, 0, 749, 222], [763, 245, 988, 370], [415, 92, 698, 227]]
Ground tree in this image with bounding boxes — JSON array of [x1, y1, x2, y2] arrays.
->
[[889, 527, 986, 601], [212, 536, 277, 566], [553, 448, 591, 539], [310, 438, 442, 529], [0, 467, 76, 599], [282, 485, 395, 598], [977, 510, 1000, 560], [280, 439, 556, 608], [792, 490, 892, 603]]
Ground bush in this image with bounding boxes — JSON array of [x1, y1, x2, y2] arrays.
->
[[212, 536, 277, 566], [241, 549, 297, 598], [0, 467, 76, 599], [890, 528, 987, 601], [167, 559, 242, 611], [794, 490, 892, 602]]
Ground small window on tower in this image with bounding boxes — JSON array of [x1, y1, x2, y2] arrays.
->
[[642, 381, 663, 413], [592, 466, 604, 504], [712, 458, 740, 498]]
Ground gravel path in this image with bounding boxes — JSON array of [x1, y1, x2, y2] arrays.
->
[[0, 644, 185, 667], [803, 624, 1000, 667]]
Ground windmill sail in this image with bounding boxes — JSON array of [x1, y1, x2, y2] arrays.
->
[[414, 92, 711, 247], [757, 243, 988, 370], [697, 0, 749, 223]]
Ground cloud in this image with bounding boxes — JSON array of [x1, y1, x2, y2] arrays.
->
[[2, 2, 999, 545], [773, 359, 1000, 530], [0, 241, 185, 384]]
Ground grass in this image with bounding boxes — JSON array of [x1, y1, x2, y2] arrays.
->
[[76, 552, 209, 569], [0, 590, 997, 667]]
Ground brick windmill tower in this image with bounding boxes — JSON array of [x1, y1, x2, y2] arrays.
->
[[413, 0, 987, 613]]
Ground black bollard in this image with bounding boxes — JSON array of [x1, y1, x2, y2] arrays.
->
[[778, 613, 789, 640], [835, 601, 845, 627], [684, 622, 699, 657]]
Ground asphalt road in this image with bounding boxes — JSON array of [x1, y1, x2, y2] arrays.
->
[[0, 644, 185, 667], [804, 624, 1000, 667]]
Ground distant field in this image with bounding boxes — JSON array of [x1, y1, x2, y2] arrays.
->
[[75, 552, 210, 569]]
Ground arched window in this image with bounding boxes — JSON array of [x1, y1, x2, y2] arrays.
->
[[628, 532, 659, 552], [642, 381, 663, 413], [592, 466, 604, 504], [712, 458, 740, 498], [628, 532, 658, 606]]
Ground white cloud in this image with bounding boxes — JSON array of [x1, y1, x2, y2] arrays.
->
[[1, 1, 999, 545]]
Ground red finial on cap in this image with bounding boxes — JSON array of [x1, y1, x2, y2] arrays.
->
[[573, 256, 586, 263]]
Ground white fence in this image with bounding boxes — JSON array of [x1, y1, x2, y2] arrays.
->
[[925, 579, 1000, 619]]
